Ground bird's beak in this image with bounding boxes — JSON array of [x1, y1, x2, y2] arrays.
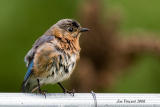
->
[[80, 28, 89, 32]]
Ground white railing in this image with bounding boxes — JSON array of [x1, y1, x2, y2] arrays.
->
[[0, 93, 160, 107]]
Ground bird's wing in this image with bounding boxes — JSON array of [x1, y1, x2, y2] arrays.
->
[[22, 42, 61, 92], [24, 35, 54, 67], [22, 36, 58, 92], [32, 42, 60, 77]]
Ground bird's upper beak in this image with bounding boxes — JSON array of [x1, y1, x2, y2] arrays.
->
[[80, 28, 89, 32]]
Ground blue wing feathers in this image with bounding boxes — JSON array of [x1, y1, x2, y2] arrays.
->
[[24, 60, 33, 82]]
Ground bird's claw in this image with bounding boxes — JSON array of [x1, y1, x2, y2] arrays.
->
[[63, 89, 75, 96], [38, 90, 47, 98]]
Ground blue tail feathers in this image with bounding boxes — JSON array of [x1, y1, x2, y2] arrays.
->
[[24, 60, 33, 82], [22, 60, 34, 92]]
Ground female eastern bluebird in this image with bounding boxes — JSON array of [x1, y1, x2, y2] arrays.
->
[[21, 19, 89, 94]]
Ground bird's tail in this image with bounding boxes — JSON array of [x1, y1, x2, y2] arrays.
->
[[21, 80, 31, 92], [21, 77, 38, 92], [21, 60, 37, 92]]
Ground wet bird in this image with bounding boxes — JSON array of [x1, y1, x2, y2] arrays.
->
[[21, 19, 89, 93]]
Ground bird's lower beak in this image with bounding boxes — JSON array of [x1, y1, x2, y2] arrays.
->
[[80, 28, 89, 32]]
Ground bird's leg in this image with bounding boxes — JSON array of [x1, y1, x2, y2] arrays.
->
[[37, 79, 42, 92], [57, 82, 75, 96], [37, 79, 46, 98]]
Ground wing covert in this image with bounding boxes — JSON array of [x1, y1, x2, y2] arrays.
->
[[24, 35, 54, 67]]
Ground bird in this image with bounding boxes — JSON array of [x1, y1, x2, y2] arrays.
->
[[21, 19, 89, 94]]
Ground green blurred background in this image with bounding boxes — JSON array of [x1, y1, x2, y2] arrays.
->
[[0, 0, 160, 93]]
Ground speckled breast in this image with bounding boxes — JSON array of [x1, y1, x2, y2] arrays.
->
[[41, 52, 77, 85]]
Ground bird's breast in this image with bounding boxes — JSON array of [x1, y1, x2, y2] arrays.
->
[[41, 53, 77, 85], [59, 53, 77, 74]]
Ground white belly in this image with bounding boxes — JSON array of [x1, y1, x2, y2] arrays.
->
[[40, 53, 77, 85]]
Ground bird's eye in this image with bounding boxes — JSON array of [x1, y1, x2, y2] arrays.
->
[[68, 27, 73, 32]]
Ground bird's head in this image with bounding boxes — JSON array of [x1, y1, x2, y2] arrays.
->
[[46, 19, 89, 41]]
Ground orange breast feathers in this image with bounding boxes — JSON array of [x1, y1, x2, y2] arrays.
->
[[51, 28, 81, 53]]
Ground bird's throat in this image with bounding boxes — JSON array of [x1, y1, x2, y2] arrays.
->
[[55, 37, 81, 55]]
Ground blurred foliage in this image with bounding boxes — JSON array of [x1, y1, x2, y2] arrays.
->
[[114, 54, 160, 93], [0, 0, 160, 93], [108, 0, 160, 93], [108, 0, 160, 32]]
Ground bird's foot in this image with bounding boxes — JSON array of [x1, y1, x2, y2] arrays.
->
[[63, 89, 75, 96], [38, 89, 47, 98]]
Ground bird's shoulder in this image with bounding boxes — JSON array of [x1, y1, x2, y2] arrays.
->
[[33, 35, 54, 48], [24, 35, 55, 67]]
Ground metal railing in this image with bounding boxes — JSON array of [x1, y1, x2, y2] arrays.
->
[[0, 93, 160, 107]]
